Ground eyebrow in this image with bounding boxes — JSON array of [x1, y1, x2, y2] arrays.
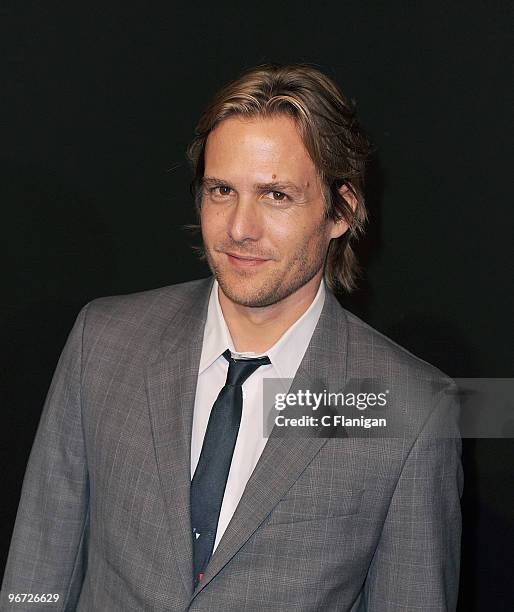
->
[[201, 176, 306, 197]]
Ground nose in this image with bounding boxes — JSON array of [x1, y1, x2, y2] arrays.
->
[[226, 194, 263, 243]]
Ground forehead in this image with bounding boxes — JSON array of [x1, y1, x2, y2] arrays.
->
[[204, 114, 317, 184]]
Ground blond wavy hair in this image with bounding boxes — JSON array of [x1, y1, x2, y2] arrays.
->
[[186, 63, 372, 292]]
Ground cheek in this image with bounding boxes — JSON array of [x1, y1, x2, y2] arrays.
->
[[267, 215, 325, 252], [201, 204, 224, 238], [262, 207, 304, 237]]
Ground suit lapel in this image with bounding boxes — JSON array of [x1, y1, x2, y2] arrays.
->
[[145, 277, 214, 598], [191, 288, 350, 599]]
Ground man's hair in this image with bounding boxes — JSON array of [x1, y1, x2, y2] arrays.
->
[[186, 63, 372, 293]]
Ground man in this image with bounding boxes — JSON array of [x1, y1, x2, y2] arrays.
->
[[1, 64, 462, 611]]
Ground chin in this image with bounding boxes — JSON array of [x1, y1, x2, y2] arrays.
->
[[217, 272, 299, 309], [219, 279, 272, 308]]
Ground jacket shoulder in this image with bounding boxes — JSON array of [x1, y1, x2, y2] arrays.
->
[[340, 308, 458, 436], [79, 277, 212, 353], [87, 277, 210, 319], [343, 307, 454, 388]]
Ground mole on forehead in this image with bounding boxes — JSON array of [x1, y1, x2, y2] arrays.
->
[[272, 174, 309, 187]]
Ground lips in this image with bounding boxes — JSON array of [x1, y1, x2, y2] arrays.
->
[[224, 251, 270, 268], [225, 252, 268, 261]]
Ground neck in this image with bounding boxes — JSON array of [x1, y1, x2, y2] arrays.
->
[[218, 273, 323, 353]]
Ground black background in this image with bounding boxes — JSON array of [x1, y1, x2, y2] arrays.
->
[[1, 2, 512, 609]]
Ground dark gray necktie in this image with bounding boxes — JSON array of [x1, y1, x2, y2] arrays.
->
[[190, 349, 271, 588]]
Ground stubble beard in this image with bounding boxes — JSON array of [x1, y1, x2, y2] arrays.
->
[[203, 236, 329, 308]]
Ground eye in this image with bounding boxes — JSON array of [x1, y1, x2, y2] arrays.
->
[[269, 191, 288, 201], [208, 185, 233, 198], [217, 186, 232, 196]]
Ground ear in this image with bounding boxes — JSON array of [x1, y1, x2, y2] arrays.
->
[[329, 184, 357, 240]]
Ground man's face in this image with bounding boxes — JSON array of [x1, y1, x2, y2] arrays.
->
[[200, 114, 347, 308]]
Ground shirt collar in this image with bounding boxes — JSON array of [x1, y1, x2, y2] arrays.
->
[[198, 278, 326, 378]]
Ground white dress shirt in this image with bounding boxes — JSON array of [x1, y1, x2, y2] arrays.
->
[[191, 278, 326, 550]]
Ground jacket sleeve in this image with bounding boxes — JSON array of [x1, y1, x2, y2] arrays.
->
[[361, 384, 464, 611], [1, 305, 90, 612]]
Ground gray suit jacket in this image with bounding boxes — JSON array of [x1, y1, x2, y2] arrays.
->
[[1, 277, 463, 611]]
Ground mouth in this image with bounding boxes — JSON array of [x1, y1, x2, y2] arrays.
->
[[224, 251, 271, 268]]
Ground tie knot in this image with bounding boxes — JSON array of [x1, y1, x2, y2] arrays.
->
[[222, 349, 271, 387]]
